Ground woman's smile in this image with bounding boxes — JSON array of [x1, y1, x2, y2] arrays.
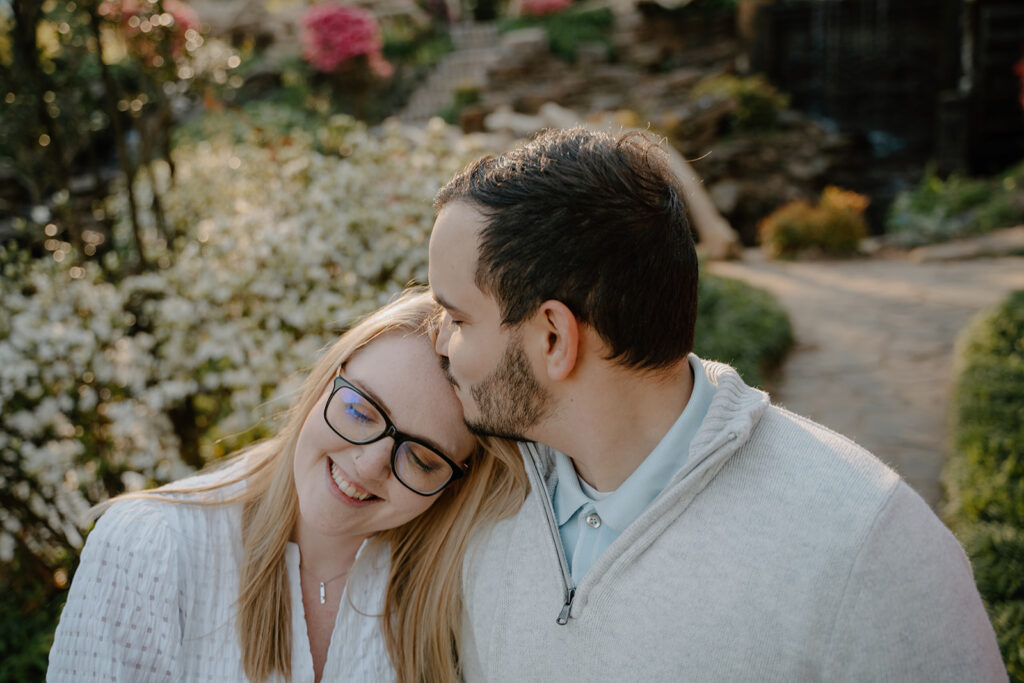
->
[[326, 458, 381, 505]]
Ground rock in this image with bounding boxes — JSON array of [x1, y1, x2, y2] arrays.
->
[[785, 156, 829, 181], [589, 93, 628, 111], [776, 109, 805, 128], [660, 68, 705, 92], [859, 236, 887, 256], [678, 97, 736, 151], [513, 94, 549, 114], [627, 43, 665, 69], [459, 106, 490, 133], [908, 226, 1024, 262], [586, 109, 644, 129], [484, 105, 546, 137], [500, 27, 549, 63], [709, 179, 741, 214], [667, 151, 742, 260], [538, 102, 581, 129], [576, 42, 611, 66]]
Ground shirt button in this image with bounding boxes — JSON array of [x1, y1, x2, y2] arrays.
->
[[585, 513, 602, 529]]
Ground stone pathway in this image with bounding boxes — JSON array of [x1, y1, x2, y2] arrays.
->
[[709, 252, 1024, 510]]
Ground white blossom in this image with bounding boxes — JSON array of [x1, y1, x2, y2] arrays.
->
[[1, 110, 506, 566]]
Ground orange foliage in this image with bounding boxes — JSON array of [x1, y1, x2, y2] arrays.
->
[[758, 186, 869, 258]]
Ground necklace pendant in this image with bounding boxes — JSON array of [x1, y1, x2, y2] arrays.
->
[[319, 581, 326, 605]]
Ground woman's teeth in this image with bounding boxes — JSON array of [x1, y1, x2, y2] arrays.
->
[[330, 461, 375, 500]]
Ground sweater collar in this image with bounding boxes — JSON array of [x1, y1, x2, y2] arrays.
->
[[526, 356, 770, 495], [551, 355, 716, 531]]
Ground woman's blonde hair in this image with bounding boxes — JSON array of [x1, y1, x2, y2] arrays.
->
[[98, 288, 527, 681]]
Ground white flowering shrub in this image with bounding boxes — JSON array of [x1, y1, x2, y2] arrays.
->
[[0, 109, 501, 575]]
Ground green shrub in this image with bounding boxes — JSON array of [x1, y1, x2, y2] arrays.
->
[[691, 74, 790, 132], [439, 85, 482, 125], [0, 560, 64, 682], [886, 163, 1024, 247], [500, 7, 615, 63], [758, 186, 869, 258], [382, 20, 453, 68], [945, 290, 1024, 680], [694, 274, 793, 388]]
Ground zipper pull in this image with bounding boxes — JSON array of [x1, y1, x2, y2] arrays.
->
[[556, 588, 576, 625]]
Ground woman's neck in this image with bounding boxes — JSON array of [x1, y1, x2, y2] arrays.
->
[[291, 519, 365, 580]]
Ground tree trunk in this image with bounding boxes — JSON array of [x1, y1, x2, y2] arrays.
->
[[10, 0, 83, 253], [85, 0, 150, 272]]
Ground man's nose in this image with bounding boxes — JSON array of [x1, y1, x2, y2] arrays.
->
[[435, 315, 452, 356]]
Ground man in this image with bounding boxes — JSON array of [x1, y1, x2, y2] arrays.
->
[[427, 128, 1006, 681]]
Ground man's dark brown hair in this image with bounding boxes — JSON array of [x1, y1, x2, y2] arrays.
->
[[435, 127, 698, 370]]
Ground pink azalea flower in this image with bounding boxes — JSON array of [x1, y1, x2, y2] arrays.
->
[[300, 3, 393, 77], [520, 0, 572, 17]]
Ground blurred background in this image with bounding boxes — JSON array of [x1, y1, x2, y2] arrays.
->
[[1, 0, 1023, 679]]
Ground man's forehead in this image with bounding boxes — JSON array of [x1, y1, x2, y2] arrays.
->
[[429, 203, 484, 281], [433, 201, 487, 241], [429, 203, 500, 316]]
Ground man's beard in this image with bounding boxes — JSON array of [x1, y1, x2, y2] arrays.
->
[[450, 336, 551, 441]]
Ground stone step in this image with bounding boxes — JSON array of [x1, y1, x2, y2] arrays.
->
[[397, 21, 502, 123], [450, 22, 499, 49]]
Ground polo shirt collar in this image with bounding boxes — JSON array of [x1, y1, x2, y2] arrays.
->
[[553, 450, 589, 526], [552, 355, 715, 533]]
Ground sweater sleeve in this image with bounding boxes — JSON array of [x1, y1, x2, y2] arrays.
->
[[47, 500, 186, 682], [824, 482, 1007, 682]]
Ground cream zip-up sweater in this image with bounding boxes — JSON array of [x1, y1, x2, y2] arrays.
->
[[460, 359, 1006, 681]]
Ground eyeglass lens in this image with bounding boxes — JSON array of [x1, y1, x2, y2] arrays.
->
[[326, 385, 454, 494]]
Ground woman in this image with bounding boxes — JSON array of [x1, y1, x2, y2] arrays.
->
[[47, 289, 527, 682]]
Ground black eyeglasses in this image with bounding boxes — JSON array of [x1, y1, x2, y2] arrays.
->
[[323, 375, 468, 496]]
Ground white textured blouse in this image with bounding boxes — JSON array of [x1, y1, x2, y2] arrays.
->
[[47, 467, 395, 682]]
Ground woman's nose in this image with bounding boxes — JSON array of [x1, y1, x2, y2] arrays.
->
[[352, 438, 393, 481]]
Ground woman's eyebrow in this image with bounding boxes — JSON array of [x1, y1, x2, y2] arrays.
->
[[346, 376, 451, 454], [348, 377, 393, 416]]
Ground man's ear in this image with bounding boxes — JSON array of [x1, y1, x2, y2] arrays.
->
[[531, 300, 579, 381]]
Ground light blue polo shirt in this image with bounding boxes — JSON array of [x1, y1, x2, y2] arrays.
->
[[553, 355, 716, 586]]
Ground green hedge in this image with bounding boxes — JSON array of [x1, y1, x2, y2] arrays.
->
[[694, 274, 793, 388], [0, 554, 65, 682], [886, 163, 1024, 248], [944, 289, 1024, 680]]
